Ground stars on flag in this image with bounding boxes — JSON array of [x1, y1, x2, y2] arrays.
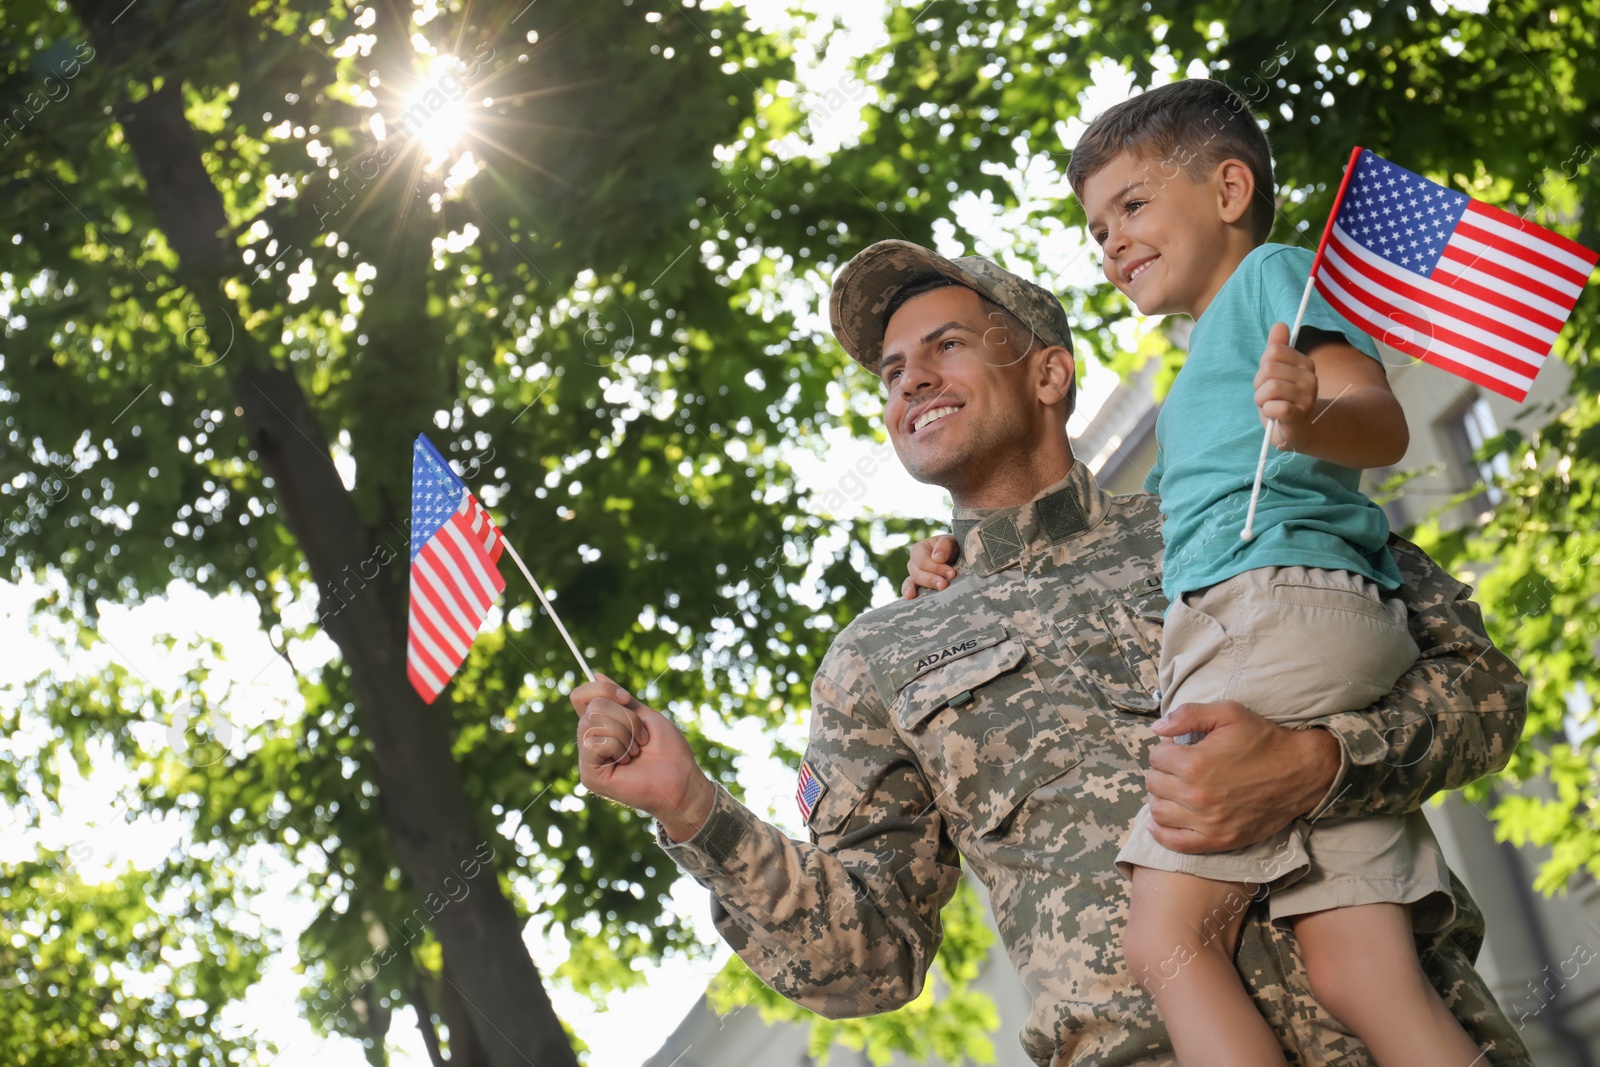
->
[[1332, 151, 1468, 277], [1312, 146, 1597, 402]]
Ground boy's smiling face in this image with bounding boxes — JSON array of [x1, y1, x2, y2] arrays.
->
[[1081, 149, 1252, 320]]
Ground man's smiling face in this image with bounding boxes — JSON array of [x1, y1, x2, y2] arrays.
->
[[879, 285, 1042, 492]]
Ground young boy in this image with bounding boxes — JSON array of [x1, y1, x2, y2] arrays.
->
[[906, 80, 1482, 1066]]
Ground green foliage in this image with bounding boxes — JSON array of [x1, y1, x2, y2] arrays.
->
[[2, 0, 1596, 1062], [0, 845, 268, 1066], [708, 878, 1001, 1067], [1415, 387, 1600, 894], [847, 0, 1600, 900], [0, 0, 961, 1060]]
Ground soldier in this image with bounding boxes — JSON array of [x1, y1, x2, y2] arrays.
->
[[568, 240, 1531, 1066]]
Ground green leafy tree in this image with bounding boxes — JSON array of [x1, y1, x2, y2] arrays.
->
[[5, 0, 1595, 1064], [0, 0, 994, 1063]]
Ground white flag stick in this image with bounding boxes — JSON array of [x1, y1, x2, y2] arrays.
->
[[1241, 273, 1318, 542], [500, 539, 594, 683]]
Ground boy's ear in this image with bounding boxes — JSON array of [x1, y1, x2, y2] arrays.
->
[[1215, 159, 1256, 227]]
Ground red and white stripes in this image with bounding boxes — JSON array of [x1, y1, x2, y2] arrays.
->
[[406, 491, 507, 703], [1318, 199, 1596, 401]]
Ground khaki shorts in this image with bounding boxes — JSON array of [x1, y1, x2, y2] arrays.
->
[[1115, 565, 1457, 933]]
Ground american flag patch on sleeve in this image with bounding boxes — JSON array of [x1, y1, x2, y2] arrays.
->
[[796, 760, 825, 822]]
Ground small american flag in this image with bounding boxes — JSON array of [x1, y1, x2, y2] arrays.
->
[[1313, 147, 1597, 401], [407, 434, 506, 703], [796, 760, 824, 822]]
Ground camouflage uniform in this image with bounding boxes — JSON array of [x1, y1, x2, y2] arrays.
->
[[658, 462, 1531, 1066]]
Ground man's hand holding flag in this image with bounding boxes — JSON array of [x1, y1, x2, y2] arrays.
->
[[405, 436, 708, 832]]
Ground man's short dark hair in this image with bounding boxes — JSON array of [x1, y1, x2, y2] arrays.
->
[[881, 273, 1077, 420], [1066, 79, 1276, 244]]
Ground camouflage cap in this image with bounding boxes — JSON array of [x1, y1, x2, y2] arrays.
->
[[828, 239, 1074, 375]]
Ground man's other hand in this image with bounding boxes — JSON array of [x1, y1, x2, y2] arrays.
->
[[569, 674, 717, 843], [1143, 700, 1341, 853]]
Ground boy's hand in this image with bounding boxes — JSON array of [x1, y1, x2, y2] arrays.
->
[[902, 534, 961, 600], [1254, 322, 1318, 450]]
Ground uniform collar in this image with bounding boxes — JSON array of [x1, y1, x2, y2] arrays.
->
[[951, 461, 1108, 575]]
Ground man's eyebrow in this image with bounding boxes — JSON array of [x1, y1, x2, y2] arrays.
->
[[880, 321, 970, 369], [919, 320, 969, 346]]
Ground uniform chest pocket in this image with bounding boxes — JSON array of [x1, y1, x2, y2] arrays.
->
[[887, 629, 1081, 838], [1083, 584, 1167, 715]]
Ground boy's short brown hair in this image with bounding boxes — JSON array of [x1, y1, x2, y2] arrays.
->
[[1066, 79, 1277, 244]]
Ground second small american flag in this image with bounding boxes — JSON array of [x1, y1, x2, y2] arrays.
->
[[407, 434, 506, 703], [1312, 147, 1597, 402]]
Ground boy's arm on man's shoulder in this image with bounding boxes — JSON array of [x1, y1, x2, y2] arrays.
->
[[1304, 536, 1527, 822]]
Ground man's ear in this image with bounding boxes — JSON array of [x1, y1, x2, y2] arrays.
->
[[1215, 159, 1256, 227], [1036, 345, 1075, 408]]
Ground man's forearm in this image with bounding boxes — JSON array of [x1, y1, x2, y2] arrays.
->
[[1307, 538, 1526, 821], [658, 771, 718, 843], [658, 780, 960, 1019], [1286, 726, 1342, 817]]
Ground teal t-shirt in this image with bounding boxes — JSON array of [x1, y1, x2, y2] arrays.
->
[[1145, 243, 1403, 604]]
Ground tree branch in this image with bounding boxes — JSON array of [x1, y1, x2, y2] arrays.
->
[[408, 968, 449, 1067]]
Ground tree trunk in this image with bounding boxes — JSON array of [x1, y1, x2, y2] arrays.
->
[[441, 958, 499, 1067], [69, 4, 581, 1065]]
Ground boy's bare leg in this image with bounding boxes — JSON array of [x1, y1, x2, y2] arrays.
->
[[1126, 866, 1287, 1067], [1291, 903, 1485, 1067]]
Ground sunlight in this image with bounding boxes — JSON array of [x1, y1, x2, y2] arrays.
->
[[415, 92, 470, 157], [393, 58, 476, 161]]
